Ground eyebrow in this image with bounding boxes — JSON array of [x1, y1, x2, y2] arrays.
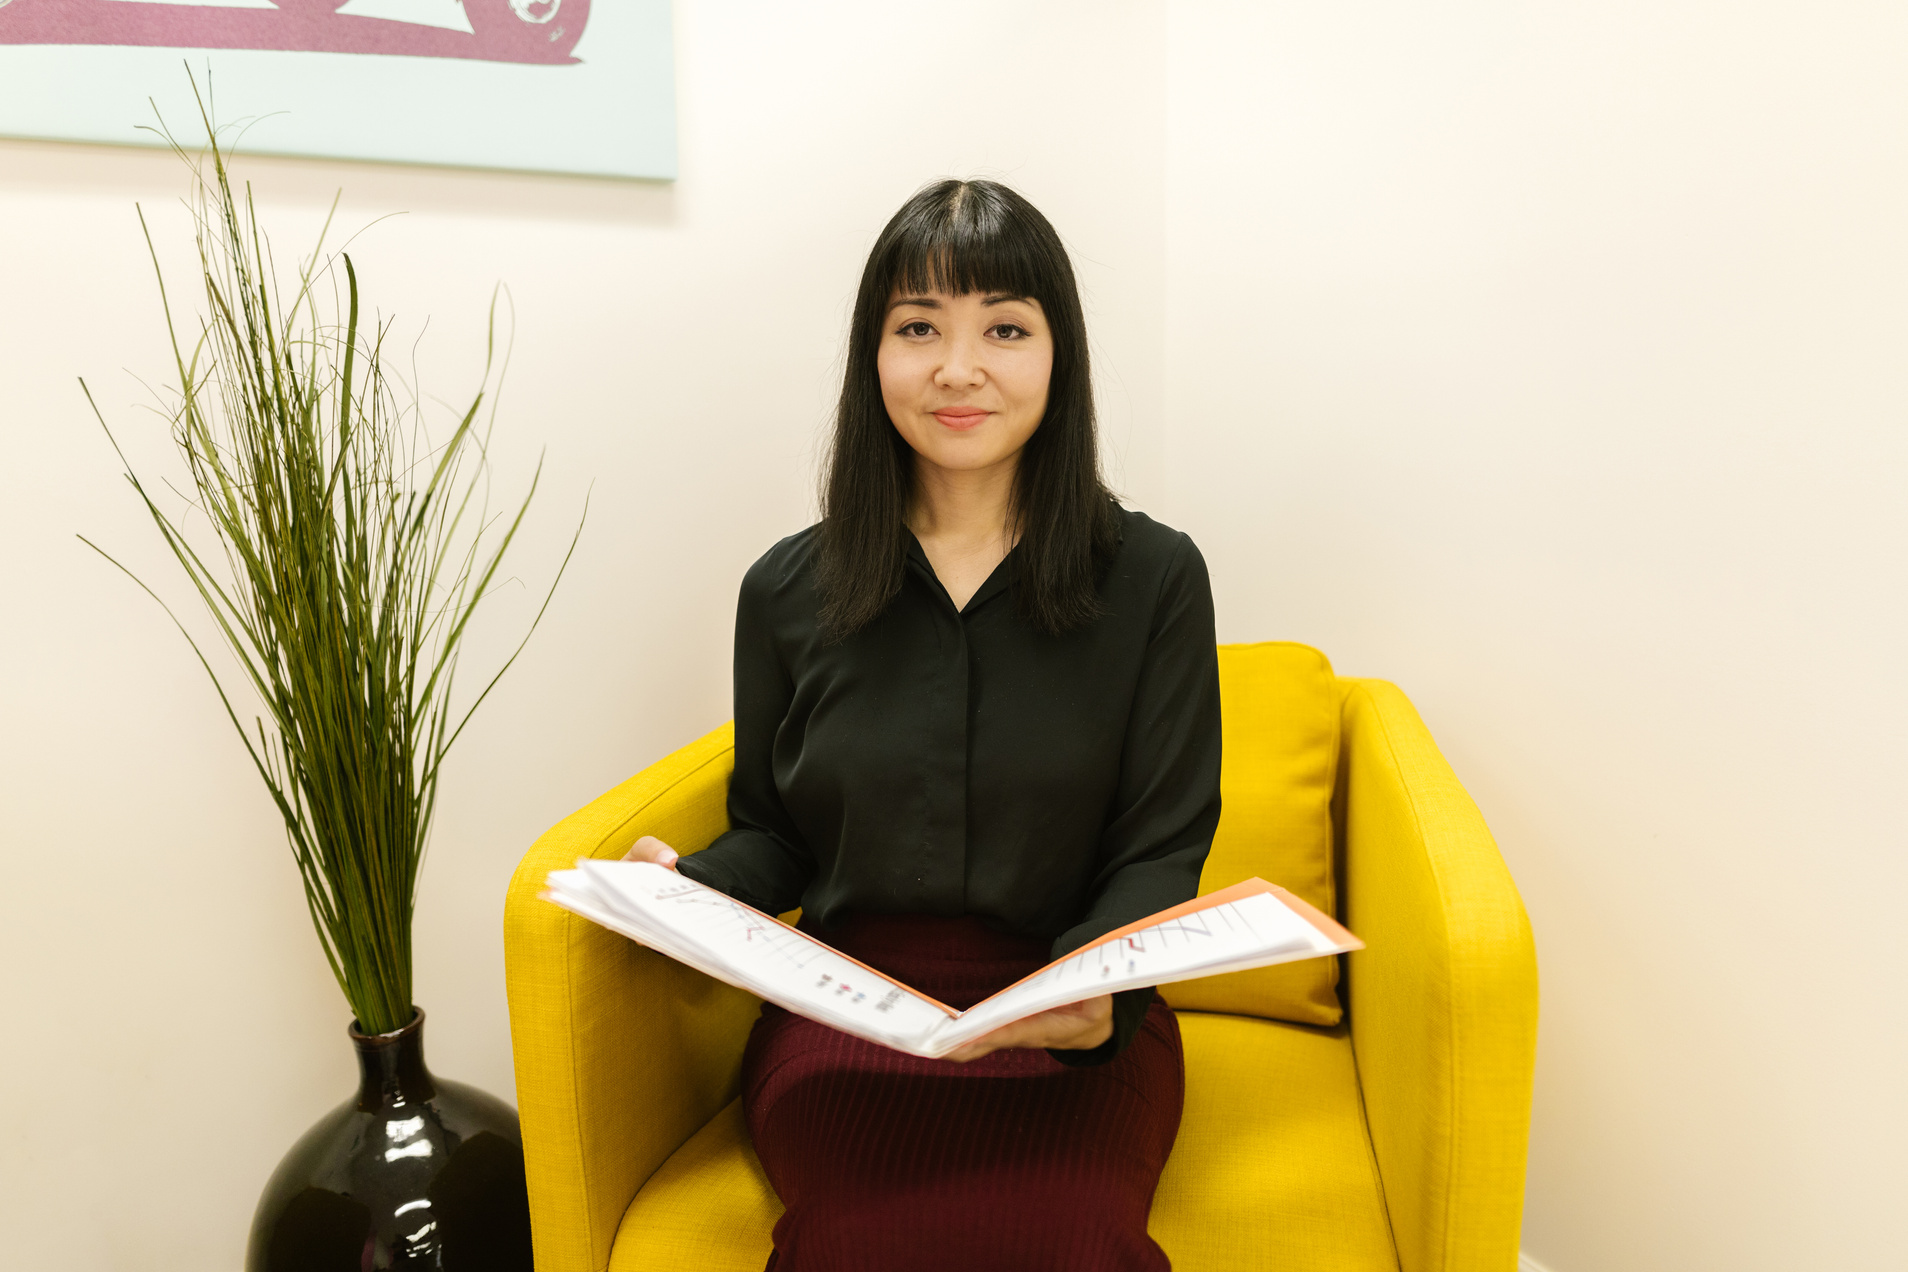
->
[[886, 293, 1032, 312]]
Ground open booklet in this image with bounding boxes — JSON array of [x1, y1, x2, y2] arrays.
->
[[542, 859, 1363, 1060]]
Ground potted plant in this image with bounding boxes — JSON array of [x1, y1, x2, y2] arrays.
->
[[84, 87, 577, 1270]]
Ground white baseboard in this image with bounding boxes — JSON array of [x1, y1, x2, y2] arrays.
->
[[1520, 1254, 1555, 1272]]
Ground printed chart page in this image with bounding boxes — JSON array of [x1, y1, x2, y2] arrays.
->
[[543, 860, 957, 1054], [940, 880, 1361, 1048]]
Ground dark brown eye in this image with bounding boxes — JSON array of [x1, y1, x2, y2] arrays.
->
[[898, 320, 934, 337], [989, 323, 1031, 340]]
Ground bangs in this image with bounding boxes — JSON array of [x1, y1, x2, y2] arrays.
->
[[874, 181, 1058, 303]]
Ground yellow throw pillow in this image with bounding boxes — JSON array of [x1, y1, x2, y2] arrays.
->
[[1161, 642, 1343, 1026]]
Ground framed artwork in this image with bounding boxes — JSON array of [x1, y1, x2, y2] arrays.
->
[[0, 0, 676, 178]]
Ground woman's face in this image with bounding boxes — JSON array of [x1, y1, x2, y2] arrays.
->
[[877, 288, 1053, 480]]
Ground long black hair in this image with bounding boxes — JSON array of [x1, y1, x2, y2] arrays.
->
[[815, 179, 1121, 638]]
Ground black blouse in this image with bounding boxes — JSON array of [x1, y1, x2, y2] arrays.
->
[[678, 508, 1222, 1065]]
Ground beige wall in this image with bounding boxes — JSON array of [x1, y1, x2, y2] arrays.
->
[[2, 2, 1902, 1269], [1162, 4, 1907, 1271]]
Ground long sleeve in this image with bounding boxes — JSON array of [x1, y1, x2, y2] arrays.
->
[[1047, 533, 1223, 1067], [675, 559, 817, 915]]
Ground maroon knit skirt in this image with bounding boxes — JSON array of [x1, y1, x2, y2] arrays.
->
[[742, 913, 1184, 1272]]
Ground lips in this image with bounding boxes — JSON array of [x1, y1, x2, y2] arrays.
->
[[932, 408, 990, 430]]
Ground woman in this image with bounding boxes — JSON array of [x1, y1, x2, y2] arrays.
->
[[625, 180, 1221, 1271]]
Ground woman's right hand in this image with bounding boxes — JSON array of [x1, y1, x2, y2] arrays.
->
[[621, 835, 681, 869]]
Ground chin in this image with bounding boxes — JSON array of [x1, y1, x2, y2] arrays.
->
[[925, 446, 1015, 473]]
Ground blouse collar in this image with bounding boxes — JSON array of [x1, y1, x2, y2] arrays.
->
[[903, 531, 1017, 617]]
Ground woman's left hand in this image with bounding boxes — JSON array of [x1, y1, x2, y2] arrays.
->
[[942, 994, 1114, 1063]]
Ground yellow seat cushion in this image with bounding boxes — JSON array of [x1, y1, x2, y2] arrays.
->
[[607, 1012, 1394, 1272], [1152, 1013, 1397, 1271], [609, 1099, 780, 1272], [1165, 642, 1344, 1026]]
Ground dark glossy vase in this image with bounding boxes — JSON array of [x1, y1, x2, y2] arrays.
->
[[245, 1010, 533, 1271]]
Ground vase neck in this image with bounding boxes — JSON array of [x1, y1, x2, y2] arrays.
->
[[351, 1009, 436, 1112]]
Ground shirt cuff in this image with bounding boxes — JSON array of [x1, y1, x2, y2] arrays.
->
[[673, 852, 736, 898], [1046, 986, 1155, 1068]]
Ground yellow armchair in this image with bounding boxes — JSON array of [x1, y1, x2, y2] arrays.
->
[[504, 672, 1537, 1272]]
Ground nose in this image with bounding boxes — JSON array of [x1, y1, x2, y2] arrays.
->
[[933, 330, 987, 390]]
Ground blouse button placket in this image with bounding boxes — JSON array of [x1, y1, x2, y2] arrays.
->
[[917, 567, 969, 914]]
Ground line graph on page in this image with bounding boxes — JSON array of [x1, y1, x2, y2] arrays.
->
[[949, 888, 1328, 1036], [642, 878, 829, 973], [561, 861, 961, 1030]]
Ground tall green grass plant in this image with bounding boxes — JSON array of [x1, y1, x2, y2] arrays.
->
[[83, 87, 577, 1036]]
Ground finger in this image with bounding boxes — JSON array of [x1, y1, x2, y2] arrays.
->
[[951, 1022, 1035, 1062], [944, 1039, 1000, 1064], [945, 1033, 1001, 1063], [623, 836, 680, 868], [947, 1003, 1110, 1063]]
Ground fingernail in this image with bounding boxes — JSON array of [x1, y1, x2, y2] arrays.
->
[[660, 849, 678, 865]]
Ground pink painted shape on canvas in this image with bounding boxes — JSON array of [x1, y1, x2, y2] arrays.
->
[[0, 0, 588, 65]]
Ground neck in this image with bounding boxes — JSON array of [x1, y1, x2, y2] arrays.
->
[[909, 454, 1019, 550]]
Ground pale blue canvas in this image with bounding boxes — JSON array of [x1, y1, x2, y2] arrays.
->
[[0, 0, 676, 179]]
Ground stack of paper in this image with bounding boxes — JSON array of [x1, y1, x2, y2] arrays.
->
[[543, 860, 1361, 1060]]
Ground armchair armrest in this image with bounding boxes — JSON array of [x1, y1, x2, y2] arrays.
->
[[504, 723, 763, 1272], [1338, 680, 1539, 1272]]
